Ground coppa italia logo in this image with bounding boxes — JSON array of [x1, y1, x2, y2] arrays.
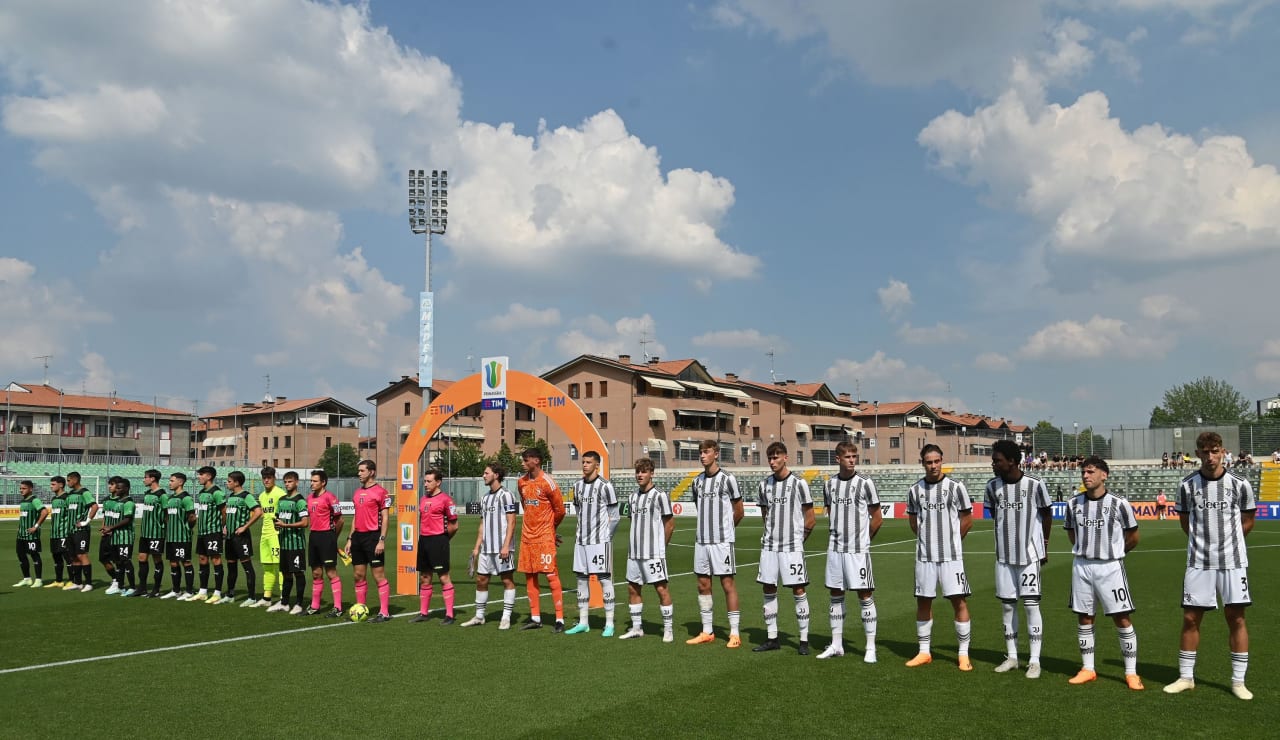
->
[[400, 523, 414, 551], [483, 359, 504, 390]]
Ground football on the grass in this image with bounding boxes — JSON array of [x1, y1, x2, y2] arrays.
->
[[348, 603, 369, 622]]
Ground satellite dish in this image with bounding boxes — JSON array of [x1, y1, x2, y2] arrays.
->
[[264, 394, 275, 403]]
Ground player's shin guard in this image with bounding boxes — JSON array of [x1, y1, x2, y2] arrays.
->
[[502, 588, 516, 622], [699, 594, 714, 634], [138, 560, 150, 591], [69, 564, 81, 585], [795, 594, 810, 642], [31, 551, 43, 580], [243, 561, 256, 598], [860, 598, 877, 647], [661, 603, 674, 633], [1001, 601, 1019, 660], [355, 580, 368, 606], [184, 564, 195, 592], [601, 578, 615, 627], [170, 565, 180, 592], [121, 560, 136, 589], [443, 583, 455, 617], [955, 620, 971, 657], [1117, 626, 1137, 675], [377, 579, 390, 617], [474, 588, 490, 618], [54, 552, 65, 582], [311, 578, 324, 610], [213, 564, 224, 592], [916, 619, 933, 655], [226, 564, 239, 597], [420, 581, 433, 614], [763, 593, 779, 639], [85, 564, 93, 584], [547, 571, 564, 620], [728, 609, 741, 637], [576, 577, 591, 625], [18, 549, 31, 578], [629, 603, 643, 631], [828, 596, 845, 645], [1178, 650, 1197, 680], [526, 575, 542, 620], [329, 575, 342, 610], [199, 563, 210, 590], [1231, 652, 1248, 683], [1078, 625, 1096, 671], [1023, 598, 1043, 664], [153, 558, 163, 587], [263, 568, 277, 599]]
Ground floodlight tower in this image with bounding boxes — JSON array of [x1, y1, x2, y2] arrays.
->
[[408, 168, 448, 389]]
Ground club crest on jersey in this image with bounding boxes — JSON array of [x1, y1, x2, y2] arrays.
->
[[524, 499, 540, 507]]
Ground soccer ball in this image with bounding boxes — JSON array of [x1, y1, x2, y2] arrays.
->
[[348, 603, 370, 622]]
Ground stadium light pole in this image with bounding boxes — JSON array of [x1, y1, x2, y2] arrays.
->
[[1073, 421, 1078, 457], [409, 168, 448, 392], [873, 401, 879, 466]]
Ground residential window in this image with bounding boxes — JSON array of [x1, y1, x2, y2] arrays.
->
[[585, 382, 593, 399], [599, 412, 608, 429], [61, 419, 72, 436], [720, 447, 734, 463], [284, 458, 291, 467], [890, 437, 901, 449], [599, 381, 608, 398], [273, 436, 279, 449], [752, 401, 760, 415], [795, 450, 803, 465], [112, 420, 127, 437], [14, 414, 33, 434], [325, 436, 332, 448], [751, 451, 761, 465], [515, 429, 534, 446], [677, 444, 700, 462], [263, 436, 269, 449], [73, 419, 85, 437], [284, 435, 292, 448], [568, 383, 580, 399], [752, 426, 760, 439], [404, 402, 411, 416]]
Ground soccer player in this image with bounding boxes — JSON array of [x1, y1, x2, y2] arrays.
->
[[619, 458, 675, 642], [101, 478, 137, 596], [905, 444, 974, 670], [192, 466, 227, 603], [45, 476, 73, 588], [817, 440, 882, 661], [272, 471, 310, 615], [14, 480, 49, 588], [257, 466, 287, 609], [687, 440, 744, 648], [65, 471, 99, 591], [1163, 431, 1256, 701], [161, 472, 198, 600], [565, 450, 620, 636], [411, 467, 459, 623], [1063, 456, 1143, 690], [346, 459, 393, 623], [516, 448, 566, 632], [306, 469, 345, 617], [132, 469, 168, 598], [223, 471, 263, 606], [753, 442, 815, 654], [101, 477, 128, 594], [461, 463, 519, 629], [986, 439, 1052, 678]]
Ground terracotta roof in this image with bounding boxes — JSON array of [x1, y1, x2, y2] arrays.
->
[[621, 359, 695, 376], [367, 375, 458, 401], [1008, 424, 1031, 433], [849, 401, 929, 417], [206, 396, 332, 417], [3, 384, 190, 416]]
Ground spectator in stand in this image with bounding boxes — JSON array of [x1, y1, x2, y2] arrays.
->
[[1272, 448, 1280, 465], [1162, 452, 1170, 469]]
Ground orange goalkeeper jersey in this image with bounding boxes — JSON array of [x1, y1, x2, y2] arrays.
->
[[518, 472, 565, 543]]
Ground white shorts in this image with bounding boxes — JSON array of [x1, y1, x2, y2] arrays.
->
[[825, 551, 875, 592], [757, 550, 808, 587], [994, 561, 1042, 601], [1070, 558, 1135, 616], [914, 560, 970, 599], [694, 542, 736, 576], [1182, 567, 1251, 609], [627, 557, 668, 585], [476, 552, 516, 576], [573, 542, 613, 576]]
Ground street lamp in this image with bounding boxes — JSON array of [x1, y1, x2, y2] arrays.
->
[[873, 401, 879, 466], [1073, 421, 1078, 457], [409, 168, 448, 390]]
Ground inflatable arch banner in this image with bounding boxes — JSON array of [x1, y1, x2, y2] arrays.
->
[[394, 371, 609, 595]]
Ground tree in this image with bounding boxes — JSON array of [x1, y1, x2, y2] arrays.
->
[[1031, 420, 1063, 455], [1150, 376, 1249, 427], [431, 440, 487, 478], [490, 442, 521, 479], [316, 442, 360, 479]]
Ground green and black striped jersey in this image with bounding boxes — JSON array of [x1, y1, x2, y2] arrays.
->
[[225, 490, 259, 534], [194, 486, 225, 536], [138, 488, 167, 541], [70, 488, 94, 532], [49, 493, 76, 538], [275, 494, 308, 550], [103, 495, 136, 546], [165, 492, 195, 543], [18, 494, 46, 541]]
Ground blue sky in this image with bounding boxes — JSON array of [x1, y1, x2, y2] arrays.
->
[[1, 0, 1278, 434]]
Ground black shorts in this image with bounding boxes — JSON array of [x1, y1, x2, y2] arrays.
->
[[16, 539, 41, 556], [308, 531, 338, 569], [197, 534, 224, 557], [98, 537, 114, 562], [166, 541, 192, 562], [140, 538, 164, 556], [226, 533, 254, 561], [281, 549, 306, 574], [70, 531, 90, 555], [52, 537, 69, 555], [350, 531, 385, 567], [113, 544, 133, 561], [416, 534, 450, 574]]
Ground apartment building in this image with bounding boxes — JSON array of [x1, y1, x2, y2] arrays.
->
[[198, 396, 364, 470]]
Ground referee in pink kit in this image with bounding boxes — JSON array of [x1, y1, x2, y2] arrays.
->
[[346, 459, 393, 623]]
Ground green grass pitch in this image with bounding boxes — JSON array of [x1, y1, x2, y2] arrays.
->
[[1, 516, 1276, 738]]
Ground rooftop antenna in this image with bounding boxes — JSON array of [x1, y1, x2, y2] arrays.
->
[[34, 355, 51, 385], [639, 332, 652, 362], [467, 350, 475, 373], [767, 348, 777, 382], [264, 374, 273, 404]]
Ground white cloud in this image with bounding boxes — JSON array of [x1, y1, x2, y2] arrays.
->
[[1255, 361, 1280, 385], [1139, 294, 1199, 323], [877, 279, 912, 315], [1259, 339, 1280, 358], [919, 84, 1280, 268], [898, 322, 968, 344], [691, 329, 781, 351], [0, 257, 109, 373], [1018, 315, 1167, 361], [478, 303, 562, 332], [77, 352, 115, 395], [1099, 27, 1148, 81], [825, 351, 947, 399], [3, 84, 169, 142], [1007, 396, 1050, 416], [556, 314, 666, 360], [974, 352, 1015, 371]]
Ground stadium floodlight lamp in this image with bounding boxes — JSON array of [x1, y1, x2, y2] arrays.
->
[[429, 169, 448, 235], [409, 169, 430, 235]]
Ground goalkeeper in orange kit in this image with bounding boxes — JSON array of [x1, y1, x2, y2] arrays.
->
[[516, 448, 566, 632]]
